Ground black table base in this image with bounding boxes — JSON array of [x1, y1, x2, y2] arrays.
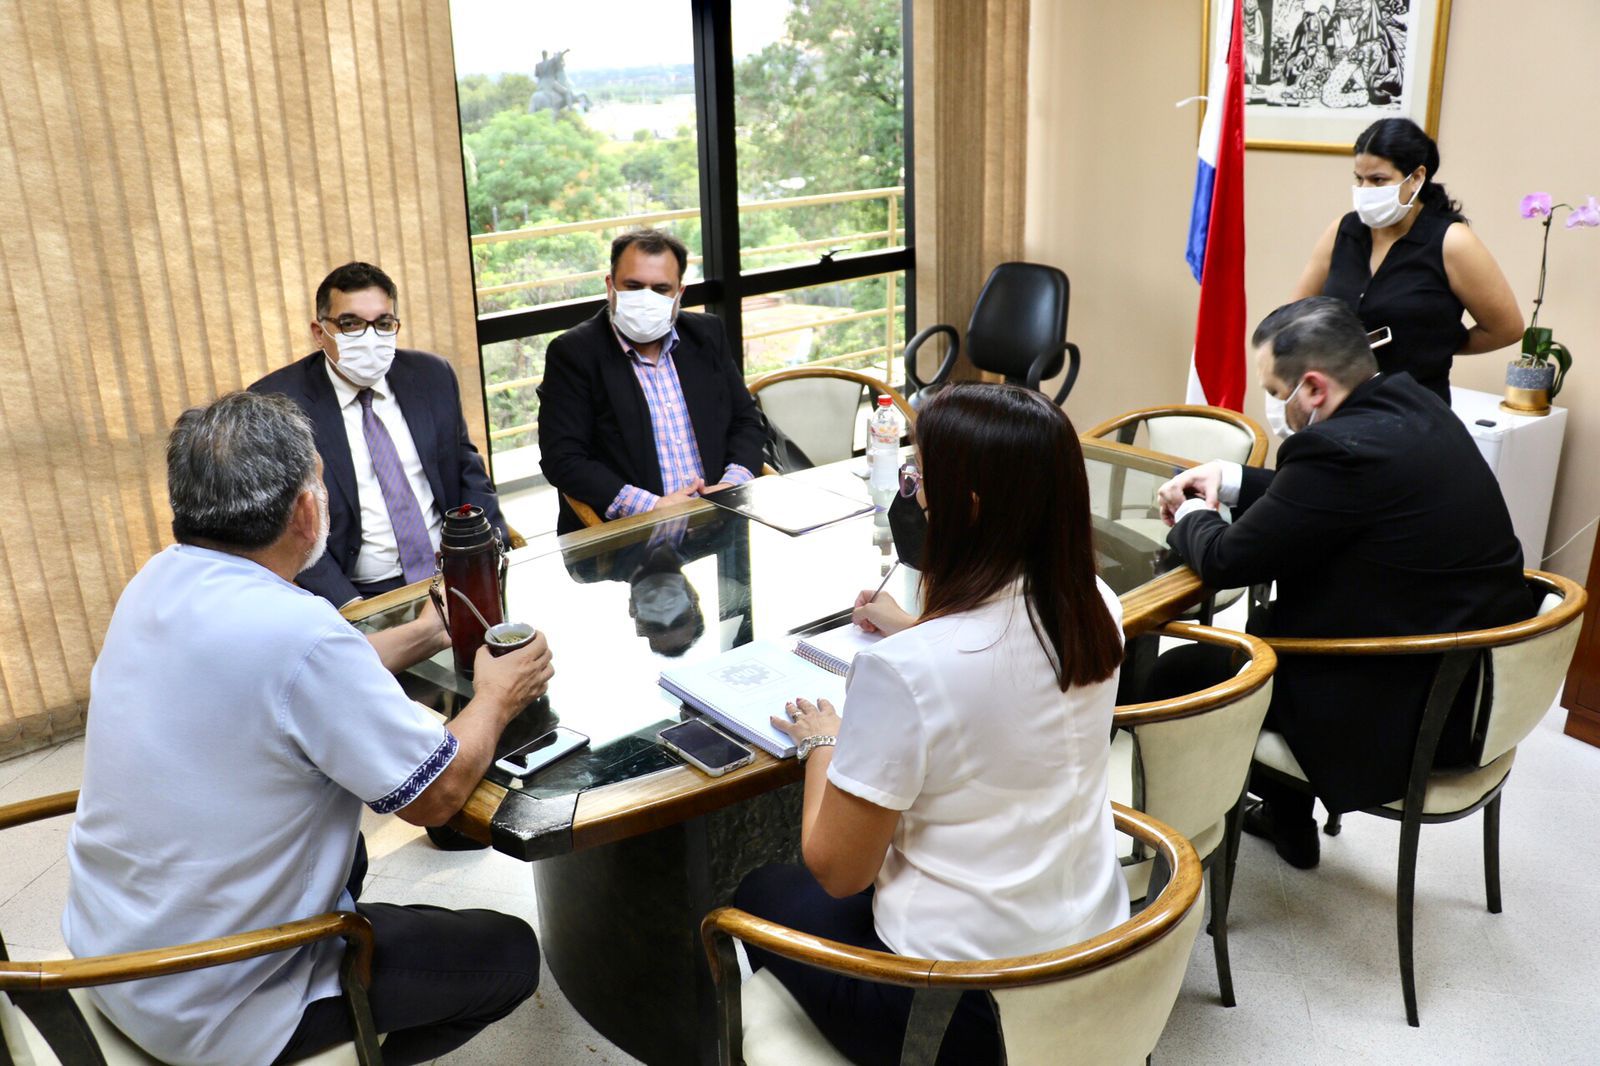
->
[[533, 783, 803, 1066]]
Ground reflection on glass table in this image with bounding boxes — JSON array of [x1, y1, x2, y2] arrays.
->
[[355, 443, 1196, 840]]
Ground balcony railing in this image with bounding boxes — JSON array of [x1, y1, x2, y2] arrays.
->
[[474, 187, 907, 446]]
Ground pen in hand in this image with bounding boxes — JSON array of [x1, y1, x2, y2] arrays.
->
[[867, 560, 899, 604]]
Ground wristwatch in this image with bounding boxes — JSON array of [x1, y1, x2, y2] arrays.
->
[[797, 734, 838, 762]]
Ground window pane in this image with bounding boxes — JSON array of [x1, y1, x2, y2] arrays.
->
[[742, 272, 907, 387], [451, 2, 702, 318], [733, 1, 906, 271]]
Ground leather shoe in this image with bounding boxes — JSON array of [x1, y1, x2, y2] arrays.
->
[[1242, 799, 1319, 870]]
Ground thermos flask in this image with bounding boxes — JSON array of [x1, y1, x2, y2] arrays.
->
[[435, 504, 507, 678]]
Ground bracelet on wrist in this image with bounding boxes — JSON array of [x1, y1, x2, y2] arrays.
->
[[797, 733, 838, 762]]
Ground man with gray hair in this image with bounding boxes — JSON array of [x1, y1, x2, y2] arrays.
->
[[1152, 296, 1531, 869], [63, 391, 550, 1064]]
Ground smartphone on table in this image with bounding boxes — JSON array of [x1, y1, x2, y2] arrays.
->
[[493, 727, 590, 779], [658, 720, 756, 777]]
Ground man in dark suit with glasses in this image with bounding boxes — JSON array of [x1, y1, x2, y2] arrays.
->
[[251, 262, 505, 609]]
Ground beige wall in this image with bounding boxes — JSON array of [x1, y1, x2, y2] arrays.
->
[[1026, 0, 1600, 582]]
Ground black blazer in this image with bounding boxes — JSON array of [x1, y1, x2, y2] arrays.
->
[[250, 349, 505, 606], [538, 310, 765, 534], [1169, 372, 1533, 811]]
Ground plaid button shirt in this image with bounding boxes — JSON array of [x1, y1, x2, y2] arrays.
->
[[606, 324, 754, 519]]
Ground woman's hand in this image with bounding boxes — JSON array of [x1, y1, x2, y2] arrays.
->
[[852, 590, 915, 636], [770, 697, 841, 745]]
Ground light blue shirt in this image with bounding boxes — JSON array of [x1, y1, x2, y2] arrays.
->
[[63, 545, 456, 1065]]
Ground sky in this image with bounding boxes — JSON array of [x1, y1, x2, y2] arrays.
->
[[448, 0, 793, 76]]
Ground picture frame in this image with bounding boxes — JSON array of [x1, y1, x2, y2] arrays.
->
[[1202, 0, 1454, 154]]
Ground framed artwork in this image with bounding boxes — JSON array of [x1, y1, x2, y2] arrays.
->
[[1202, 0, 1454, 154]]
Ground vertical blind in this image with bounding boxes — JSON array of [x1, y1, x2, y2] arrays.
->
[[911, 0, 1030, 383], [0, 0, 482, 757]]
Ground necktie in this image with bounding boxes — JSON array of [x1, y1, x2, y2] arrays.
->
[[357, 388, 436, 583]]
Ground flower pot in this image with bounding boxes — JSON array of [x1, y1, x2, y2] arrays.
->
[[1502, 362, 1555, 416]]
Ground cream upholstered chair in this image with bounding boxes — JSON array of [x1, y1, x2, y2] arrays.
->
[[1250, 570, 1587, 1027], [748, 367, 915, 470], [1085, 404, 1269, 469], [1110, 623, 1274, 1009], [0, 791, 380, 1066], [701, 804, 1204, 1066], [1086, 405, 1269, 624]]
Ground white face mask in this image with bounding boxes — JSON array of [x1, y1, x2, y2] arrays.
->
[[612, 288, 679, 344], [1353, 175, 1421, 229], [327, 328, 396, 388], [1264, 378, 1317, 441]]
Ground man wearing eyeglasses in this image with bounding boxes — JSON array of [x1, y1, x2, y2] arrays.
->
[[252, 262, 505, 607]]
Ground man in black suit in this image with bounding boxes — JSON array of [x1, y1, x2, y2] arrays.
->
[[538, 229, 765, 535], [1155, 297, 1532, 868], [252, 262, 505, 607]]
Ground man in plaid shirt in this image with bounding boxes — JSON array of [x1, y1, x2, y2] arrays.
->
[[539, 229, 766, 535]]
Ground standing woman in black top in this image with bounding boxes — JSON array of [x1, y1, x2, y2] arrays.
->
[[1290, 118, 1523, 405]]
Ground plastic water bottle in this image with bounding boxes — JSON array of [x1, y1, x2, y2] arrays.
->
[[867, 395, 904, 503]]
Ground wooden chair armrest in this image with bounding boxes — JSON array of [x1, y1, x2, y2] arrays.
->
[[0, 911, 376, 994], [0, 790, 78, 831], [1114, 623, 1276, 726], [701, 804, 1201, 992], [1264, 570, 1585, 656], [504, 522, 528, 550], [563, 494, 605, 529], [1082, 404, 1269, 467]]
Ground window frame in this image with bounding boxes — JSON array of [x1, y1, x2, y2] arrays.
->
[[467, 0, 917, 376]]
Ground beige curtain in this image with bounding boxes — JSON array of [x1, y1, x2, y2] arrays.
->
[[0, 0, 481, 758], [911, 0, 1031, 382]]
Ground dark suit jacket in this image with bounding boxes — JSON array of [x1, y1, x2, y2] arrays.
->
[[538, 310, 765, 535], [250, 349, 505, 606], [1168, 372, 1533, 812]]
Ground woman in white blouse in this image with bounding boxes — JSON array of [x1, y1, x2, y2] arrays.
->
[[735, 383, 1129, 1066]]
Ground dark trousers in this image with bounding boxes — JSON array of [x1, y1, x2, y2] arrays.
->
[[273, 835, 540, 1066], [352, 574, 408, 598], [1143, 642, 1315, 823], [734, 864, 1002, 1066]]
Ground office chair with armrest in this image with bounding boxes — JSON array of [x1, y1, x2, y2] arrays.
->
[[1086, 405, 1269, 469], [901, 263, 1081, 408], [1111, 623, 1274, 1009], [748, 367, 915, 472], [702, 804, 1204, 1066], [1248, 570, 1586, 1027], [0, 790, 381, 1066], [1087, 405, 1270, 625]]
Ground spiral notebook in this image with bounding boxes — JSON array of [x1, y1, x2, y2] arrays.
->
[[793, 623, 883, 676], [659, 641, 843, 758]]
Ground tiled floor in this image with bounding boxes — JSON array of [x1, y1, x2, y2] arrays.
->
[[4, 700, 1597, 1063]]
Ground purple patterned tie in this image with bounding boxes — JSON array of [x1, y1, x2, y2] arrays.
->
[[357, 388, 436, 583]]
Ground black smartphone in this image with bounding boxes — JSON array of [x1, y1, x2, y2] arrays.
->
[[493, 727, 589, 778], [658, 720, 756, 777]]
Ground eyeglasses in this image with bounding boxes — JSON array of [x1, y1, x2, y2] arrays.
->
[[898, 461, 922, 499], [319, 314, 401, 338]]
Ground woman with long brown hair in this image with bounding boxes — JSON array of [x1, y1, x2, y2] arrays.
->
[[734, 383, 1128, 1065]]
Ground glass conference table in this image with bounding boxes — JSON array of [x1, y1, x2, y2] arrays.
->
[[350, 440, 1203, 1066]]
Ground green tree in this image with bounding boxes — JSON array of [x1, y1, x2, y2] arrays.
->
[[463, 110, 626, 234]]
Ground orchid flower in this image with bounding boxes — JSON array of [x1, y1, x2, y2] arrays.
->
[[1565, 196, 1600, 229], [1520, 192, 1553, 219]]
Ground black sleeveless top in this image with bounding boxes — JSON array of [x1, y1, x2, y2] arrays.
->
[[1321, 207, 1467, 404]]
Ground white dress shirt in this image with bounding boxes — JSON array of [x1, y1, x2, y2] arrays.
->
[[827, 578, 1130, 962], [1173, 459, 1244, 524], [324, 360, 443, 583]]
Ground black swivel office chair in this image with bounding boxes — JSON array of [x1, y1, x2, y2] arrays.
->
[[901, 262, 1081, 408]]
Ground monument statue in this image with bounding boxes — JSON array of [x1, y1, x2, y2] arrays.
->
[[529, 49, 590, 114]]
